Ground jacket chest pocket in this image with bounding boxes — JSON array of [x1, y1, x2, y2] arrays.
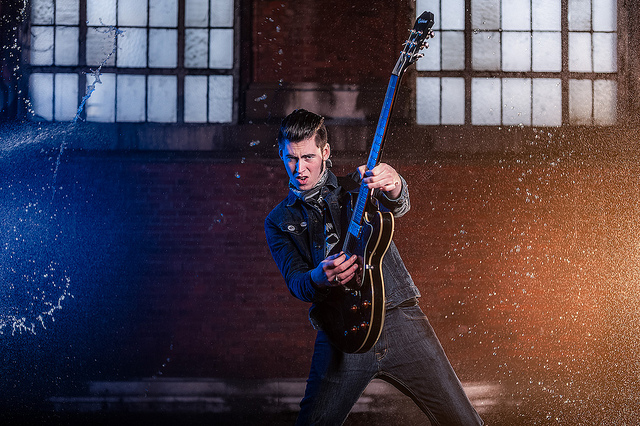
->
[[279, 220, 308, 235]]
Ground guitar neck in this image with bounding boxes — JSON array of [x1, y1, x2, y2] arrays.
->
[[343, 73, 402, 254], [342, 10, 434, 255]]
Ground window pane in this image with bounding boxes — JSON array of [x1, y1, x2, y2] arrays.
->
[[417, 32, 441, 71], [502, 32, 531, 72], [86, 27, 116, 66], [31, 0, 54, 25], [569, 32, 592, 72], [184, 76, 208, 123], [29, 73, 53, 121], [472, 31, 500, 70], [503, 78, 531, 126], [441, 0, 465, 30], [209, 75, 233, 123], [186, 0, 209, 27], [56, 0, 78, 25], [593, 0, 617, 32], [211, 0, 234, 27], [417, 0, 440, 30], [116, 75, 146, 122], [148, 76, 177, 122], [149, 29, 177, 68], [55, 27, 79, 66], [118, 0, 147, 27], [533, 0, 561, 31], [442, 77, 465, 125], [416, 77, 440, 125], [594, 80, 616, 125], [31, 27, 54, 66], [150, 0, 178, 28], [569, 79, 592, 125], [502, 0, 530, 31], [87, 0, 116, 26], [593, 33, 617, 73], [185, 29, 208, 68], [210, 29, 234, 69], [533, 79, 562, 127], [441, 31, 464, 70], [117, 28, 147, 67], [568, 0, 591, 31], [86, 73, 116, 122], [472, 0, 500, 30], [472, 78, 500, 125], [532, 32, 561, 72], [54, 73, 78, 121]]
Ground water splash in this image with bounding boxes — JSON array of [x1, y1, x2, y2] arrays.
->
[[1, 20, 123, 336], [0, 172, 74, 336], [50, 25, 124, 203], [74, 24, 124, 123]]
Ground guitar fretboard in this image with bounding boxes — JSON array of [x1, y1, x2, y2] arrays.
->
[[344, 74, 399, 252]]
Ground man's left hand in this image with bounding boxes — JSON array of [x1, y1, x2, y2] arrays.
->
[[358, 163, 402, 199]]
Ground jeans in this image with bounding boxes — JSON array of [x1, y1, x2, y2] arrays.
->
[[296, 303, 484, 426]]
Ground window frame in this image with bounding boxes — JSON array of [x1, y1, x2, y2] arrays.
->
[[23, 0, 240, 124], [415, 0, 621, 127]]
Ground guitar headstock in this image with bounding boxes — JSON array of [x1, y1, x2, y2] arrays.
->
[[392, 11, 435, 76]]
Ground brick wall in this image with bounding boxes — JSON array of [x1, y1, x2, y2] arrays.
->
[[41, 151, 631, 385], [4, 143, 640, 416], [252, 0, 412, 85]]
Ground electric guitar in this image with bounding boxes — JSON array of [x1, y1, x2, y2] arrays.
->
[[309, 11, 435, 353]]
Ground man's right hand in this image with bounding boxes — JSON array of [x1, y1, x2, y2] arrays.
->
[[310, 252, 359, 289]]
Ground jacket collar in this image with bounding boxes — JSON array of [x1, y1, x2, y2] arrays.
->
[[286, 170, 339, 207]]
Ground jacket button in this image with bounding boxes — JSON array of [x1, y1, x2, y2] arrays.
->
[[300, 222, 307, 227], [287, 225, 295, 231]]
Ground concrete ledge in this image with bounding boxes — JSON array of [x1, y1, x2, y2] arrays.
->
[[49, 378, 505, 415]]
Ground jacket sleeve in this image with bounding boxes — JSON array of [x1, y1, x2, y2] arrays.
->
[[347, 171, 411, 218], [264, 214, 329, 303], [375, 174, 410, 218]]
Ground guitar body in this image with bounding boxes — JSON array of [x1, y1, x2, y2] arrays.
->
[[310, 209, 394, 353]]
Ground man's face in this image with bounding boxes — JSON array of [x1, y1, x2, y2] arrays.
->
[[280, 136, 330, 191]]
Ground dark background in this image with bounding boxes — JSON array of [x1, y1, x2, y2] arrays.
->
[[2, 1, 640, 424]]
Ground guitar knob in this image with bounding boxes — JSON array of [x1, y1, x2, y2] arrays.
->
[[350, 325, 359, 333], [361, 300, 371, 309], [350, 304, 359, 312], [360, 322, 369, 329]]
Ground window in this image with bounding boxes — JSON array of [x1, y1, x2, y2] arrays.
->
[[28, 0, 236, 123], [415, 0, 618, 126]]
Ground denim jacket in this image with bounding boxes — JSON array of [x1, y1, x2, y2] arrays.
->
[[265, 170, 420, 311]]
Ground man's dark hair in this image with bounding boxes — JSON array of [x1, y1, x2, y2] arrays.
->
[[277, 109, 328, 149]]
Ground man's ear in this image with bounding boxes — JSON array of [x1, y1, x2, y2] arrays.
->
[[322, 143, 331, 161], [278, 148, 283, 159]]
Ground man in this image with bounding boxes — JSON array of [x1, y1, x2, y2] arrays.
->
[[265, 109, 482, 425]]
